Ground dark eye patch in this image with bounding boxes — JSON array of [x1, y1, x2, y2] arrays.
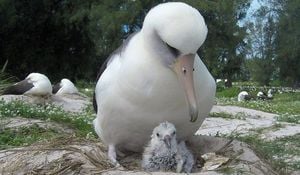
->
[[166, 43, 180, 57]]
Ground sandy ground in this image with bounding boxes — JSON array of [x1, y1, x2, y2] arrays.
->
[[197, 105, 300, 141]]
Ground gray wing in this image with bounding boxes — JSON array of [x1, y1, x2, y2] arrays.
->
[[2, 79, 34, 95], [93, 32, 138, 113]]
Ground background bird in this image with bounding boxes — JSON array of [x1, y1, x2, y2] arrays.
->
[[52, 78, 78, 95], [257, 91, 268, 100], [2, 72, 52, 96], [267, 89, 274, 99], [142, 121, 194, 173], [93, 2, 216, 164], [238, 91, 251, 101]]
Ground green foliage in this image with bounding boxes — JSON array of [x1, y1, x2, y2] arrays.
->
[[0, 0, 165, 81], [229, 134, 300, 173], [209, 112, 247, 120], [277, 114, 300, 124], [245, 3, 278, 86], [75, 80, 95, 97], [0, 0, 98, 81], [246, 58, 275, 86], [0, 0, 299, 87], [0, 0, 253, 84], [217, 91, 300, 116], [216, 87, 240, 98], [189, 0, 251, 86], [0, 100, 95, 137], [0, 72, 15, 94], [276, 0, 300, 86], [0, 124, 60, 150]]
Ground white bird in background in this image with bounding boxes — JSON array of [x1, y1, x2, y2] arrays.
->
[[3, 72, 52, 96], [238, 91, 250, 101], [52, 78, 79, 95], [257, 91, 267, 100], [267, 89, 273, 99], [142, 121, 194, 173], [93, 2, 216, 164]]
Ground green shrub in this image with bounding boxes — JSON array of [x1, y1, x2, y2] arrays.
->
[[0, 72, 15, 94], [216, 87, 240, 98]]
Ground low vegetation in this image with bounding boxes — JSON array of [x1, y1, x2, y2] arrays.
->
[[216, 87, 300, 117], [0, 72, 15, 94], [228, 133, 300, 174], [214, 85, 300, 174], [0, 100, 95, 138], [209, 112, 247, 120], [76, 80, 95, 98], [0, 124, 61, 150]]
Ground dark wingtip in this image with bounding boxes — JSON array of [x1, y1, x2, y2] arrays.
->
[[2, 80, 33, 95], [92, 92, 97, 113], [52, 83, 61, 94]]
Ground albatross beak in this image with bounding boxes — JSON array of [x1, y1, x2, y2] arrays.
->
[[172, 54, 198, 122]]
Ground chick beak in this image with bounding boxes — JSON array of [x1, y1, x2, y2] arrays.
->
[[172, 54, 198, 122], [163, 135, 172, 148]]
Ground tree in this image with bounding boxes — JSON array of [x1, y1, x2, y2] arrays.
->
[[0, 0, 97, 81], [276, 0, 300, 87], [246, 4, 278, 85], [182, 0, 251, 87], [0, 0, 163, 81], [0, 0, 253, 84]]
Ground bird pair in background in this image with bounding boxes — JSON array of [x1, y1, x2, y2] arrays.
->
[[2, 72, 78, 96], [142, 121, 194, 173], [238, 90, 274, 101]]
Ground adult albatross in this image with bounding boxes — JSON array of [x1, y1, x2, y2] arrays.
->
[[3, 73, 52, 96], [93, 2, 216, 165], [52, 78, 78, 95]]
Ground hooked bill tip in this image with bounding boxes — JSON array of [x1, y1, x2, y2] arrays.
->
[[189, 106, 198, 123]]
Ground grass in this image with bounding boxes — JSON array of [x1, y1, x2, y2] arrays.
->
[[228, 134, 300, 174], [75, 80, 95, 98], [0, 72, 15, 94], [216, 86, 240, 98], [215, 85, 300, 173], [0, 100, 95, 137], [276, 114, 300, 124], [209, 112, 247, 120], [216, 92, 300, 116], [0, 124, 61, 150]]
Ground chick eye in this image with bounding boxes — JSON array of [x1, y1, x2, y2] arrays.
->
[[193, 68, 195, 71], [172, 131, 176, 135], [156, 133, 160, 137]]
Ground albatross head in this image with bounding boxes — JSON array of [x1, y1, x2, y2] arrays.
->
[[142, 2, 208, 122], [61, 78, 73, 87], [25, 73, 52, 95], [26, 73, 49, 84]]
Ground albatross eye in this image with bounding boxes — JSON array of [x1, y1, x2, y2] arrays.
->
[[182, 67, 187, 74], [166, 43, 180, 57], [156, 133, 160, 137], [172, 131, 176, 135]]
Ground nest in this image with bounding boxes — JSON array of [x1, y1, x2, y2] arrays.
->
[[0, 136, 279, 175]]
